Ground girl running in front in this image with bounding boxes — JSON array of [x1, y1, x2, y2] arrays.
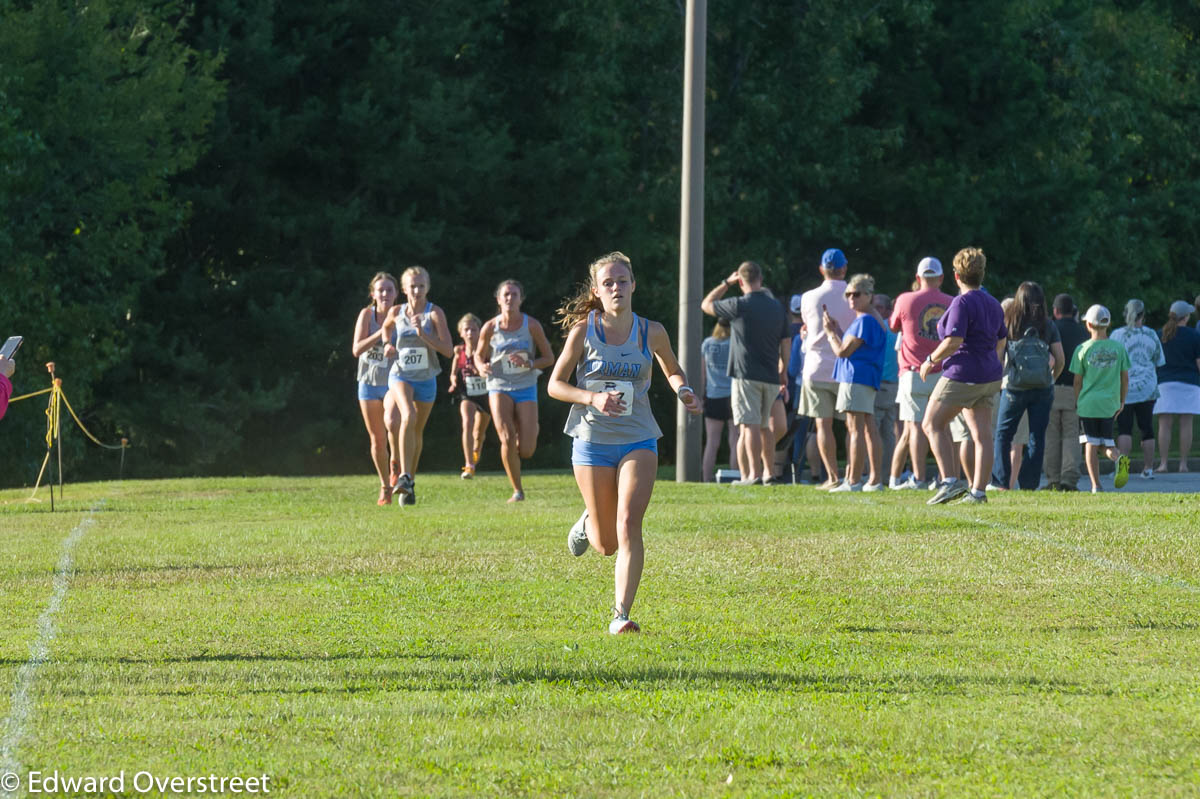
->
[[352, 271, 401, 505], [475, 279, 556, 502], [548, 252, 702, 635], [447, 313, 492, 480], [382, 266, 453, 506]]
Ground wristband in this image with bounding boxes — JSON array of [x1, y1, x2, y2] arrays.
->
[[677, 385, 694, 399]]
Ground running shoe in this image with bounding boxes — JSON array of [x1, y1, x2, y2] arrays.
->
[[1114, 455, 1130, 489], [891, 476, 925, 490], [396, 473, 416, 506], [731, 477, 761, 486], [862, 482, 886, 492], [377, 484, 393, 506], [928, 478, 968, 505], [1141, 468, 1155, 479], [460, 465, 475, 480], [829, 480, 861, 493], [952, 491, 987, 504], [609, 613, 640, 635], [568, 510, 589, 556], [508, 490, 525, 503]]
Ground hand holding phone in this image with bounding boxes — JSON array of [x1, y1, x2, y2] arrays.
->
[[0, 336, 22, 360]]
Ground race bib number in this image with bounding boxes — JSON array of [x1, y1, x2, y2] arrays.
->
[[365, 346, 386, 363], [398, 347, 428, 373], [465, 375, 487, 396], [586, 379, 634, 417], [497, 350, 531, 375]]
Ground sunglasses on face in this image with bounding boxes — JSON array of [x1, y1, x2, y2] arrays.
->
[[845, 291, 862, 298]]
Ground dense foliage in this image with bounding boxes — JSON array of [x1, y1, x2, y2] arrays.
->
[[2, 0, 1197, 484]]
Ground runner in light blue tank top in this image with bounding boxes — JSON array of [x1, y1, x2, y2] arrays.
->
[[352, 271, 402, 506], [548, 252, 701, 636], [381, 266, 453, 508], [475, 279, 556, 503], [562, 311, 662, 444]]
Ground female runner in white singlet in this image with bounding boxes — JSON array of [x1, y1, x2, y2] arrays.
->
[[474, 279, 556, 502], [381, 266, 453, 506], [352, 272, 401, 505], [548, 252, 702, 634]]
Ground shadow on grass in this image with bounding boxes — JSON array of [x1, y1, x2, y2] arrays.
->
[[44, 661, 1099, 698]]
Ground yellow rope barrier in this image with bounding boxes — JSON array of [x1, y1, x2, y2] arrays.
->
[[6, 362, 129, 506], [8, 386, 53, 403], [57, 386, 125, 450]]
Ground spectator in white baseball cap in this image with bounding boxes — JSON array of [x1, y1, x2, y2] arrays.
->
[[1153, 299, 1200, 472]]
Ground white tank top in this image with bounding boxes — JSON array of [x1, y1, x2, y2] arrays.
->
[[356, 308, 393, 386], [563, 312, 662, 444], [486, 313, 540, 391], [388, 303, 442, 381]]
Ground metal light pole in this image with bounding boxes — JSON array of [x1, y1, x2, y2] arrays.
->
[[675, 0, 706, 482]]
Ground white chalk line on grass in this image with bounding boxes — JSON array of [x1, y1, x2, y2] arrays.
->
[[0, 501, 104, 798], [974, 516, 1200, 593]]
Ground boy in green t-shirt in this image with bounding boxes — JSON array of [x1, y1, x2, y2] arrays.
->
[[1071, 304, 1131, 493]]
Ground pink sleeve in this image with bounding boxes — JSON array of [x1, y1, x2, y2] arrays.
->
[[0, 374, 11, 421]]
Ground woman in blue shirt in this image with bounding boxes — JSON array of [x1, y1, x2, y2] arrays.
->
[[822, 273, 887, 491], [699, 318, 738, 481]]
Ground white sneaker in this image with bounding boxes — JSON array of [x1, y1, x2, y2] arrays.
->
[[567, 510, 589, 556], [904, 476, 929, 490], [829, 480, 861, 493], [928, 478, 968, 505], [862, 482, 886, 492], [609, 614, 640, 634], [731, 476, 761, 486], [888, 476, 904, 489]]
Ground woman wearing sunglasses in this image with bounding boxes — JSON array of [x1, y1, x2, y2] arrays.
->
[[822, 273, 889, 491]]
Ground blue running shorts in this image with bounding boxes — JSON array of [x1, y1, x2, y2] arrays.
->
[[357, 382, 390, 402], [388, 375, 438, 404], [489, 384, 538, 404], [571, 437, 658, 468]]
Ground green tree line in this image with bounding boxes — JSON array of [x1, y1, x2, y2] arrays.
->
[[2, 0, 1197, 485]]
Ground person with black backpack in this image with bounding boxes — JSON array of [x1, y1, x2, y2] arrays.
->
[[992, 281, 1066, 490]]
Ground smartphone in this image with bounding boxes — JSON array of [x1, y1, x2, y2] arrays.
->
[[0, 335, 21, 359]]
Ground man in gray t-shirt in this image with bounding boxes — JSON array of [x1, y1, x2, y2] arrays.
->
[[701, 260, 790, 484]]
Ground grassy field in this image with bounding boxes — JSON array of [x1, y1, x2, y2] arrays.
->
[[2, 472, 1199, 797]]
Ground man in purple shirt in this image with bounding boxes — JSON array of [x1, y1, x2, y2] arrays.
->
[[918, 247, 1007, 505]]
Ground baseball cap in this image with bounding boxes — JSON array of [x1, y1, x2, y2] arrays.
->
[[820, 248, 847, 269], [1083, 304, 1111, 325], [1169, 300, 1196, 318], [916, 257, 942, 277], [789, 294, 803, 314]]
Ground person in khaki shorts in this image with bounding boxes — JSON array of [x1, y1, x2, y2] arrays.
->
[[889, 256, 953, 488], [798, 248, 857, 487], [701, 260, 790, 484], [823, 274, 888, 491], [919, 247, 1007, 505], [1044, 293, 1088, 489]]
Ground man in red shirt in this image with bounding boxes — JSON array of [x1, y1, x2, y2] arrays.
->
[[888, 257, 952, 488]]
